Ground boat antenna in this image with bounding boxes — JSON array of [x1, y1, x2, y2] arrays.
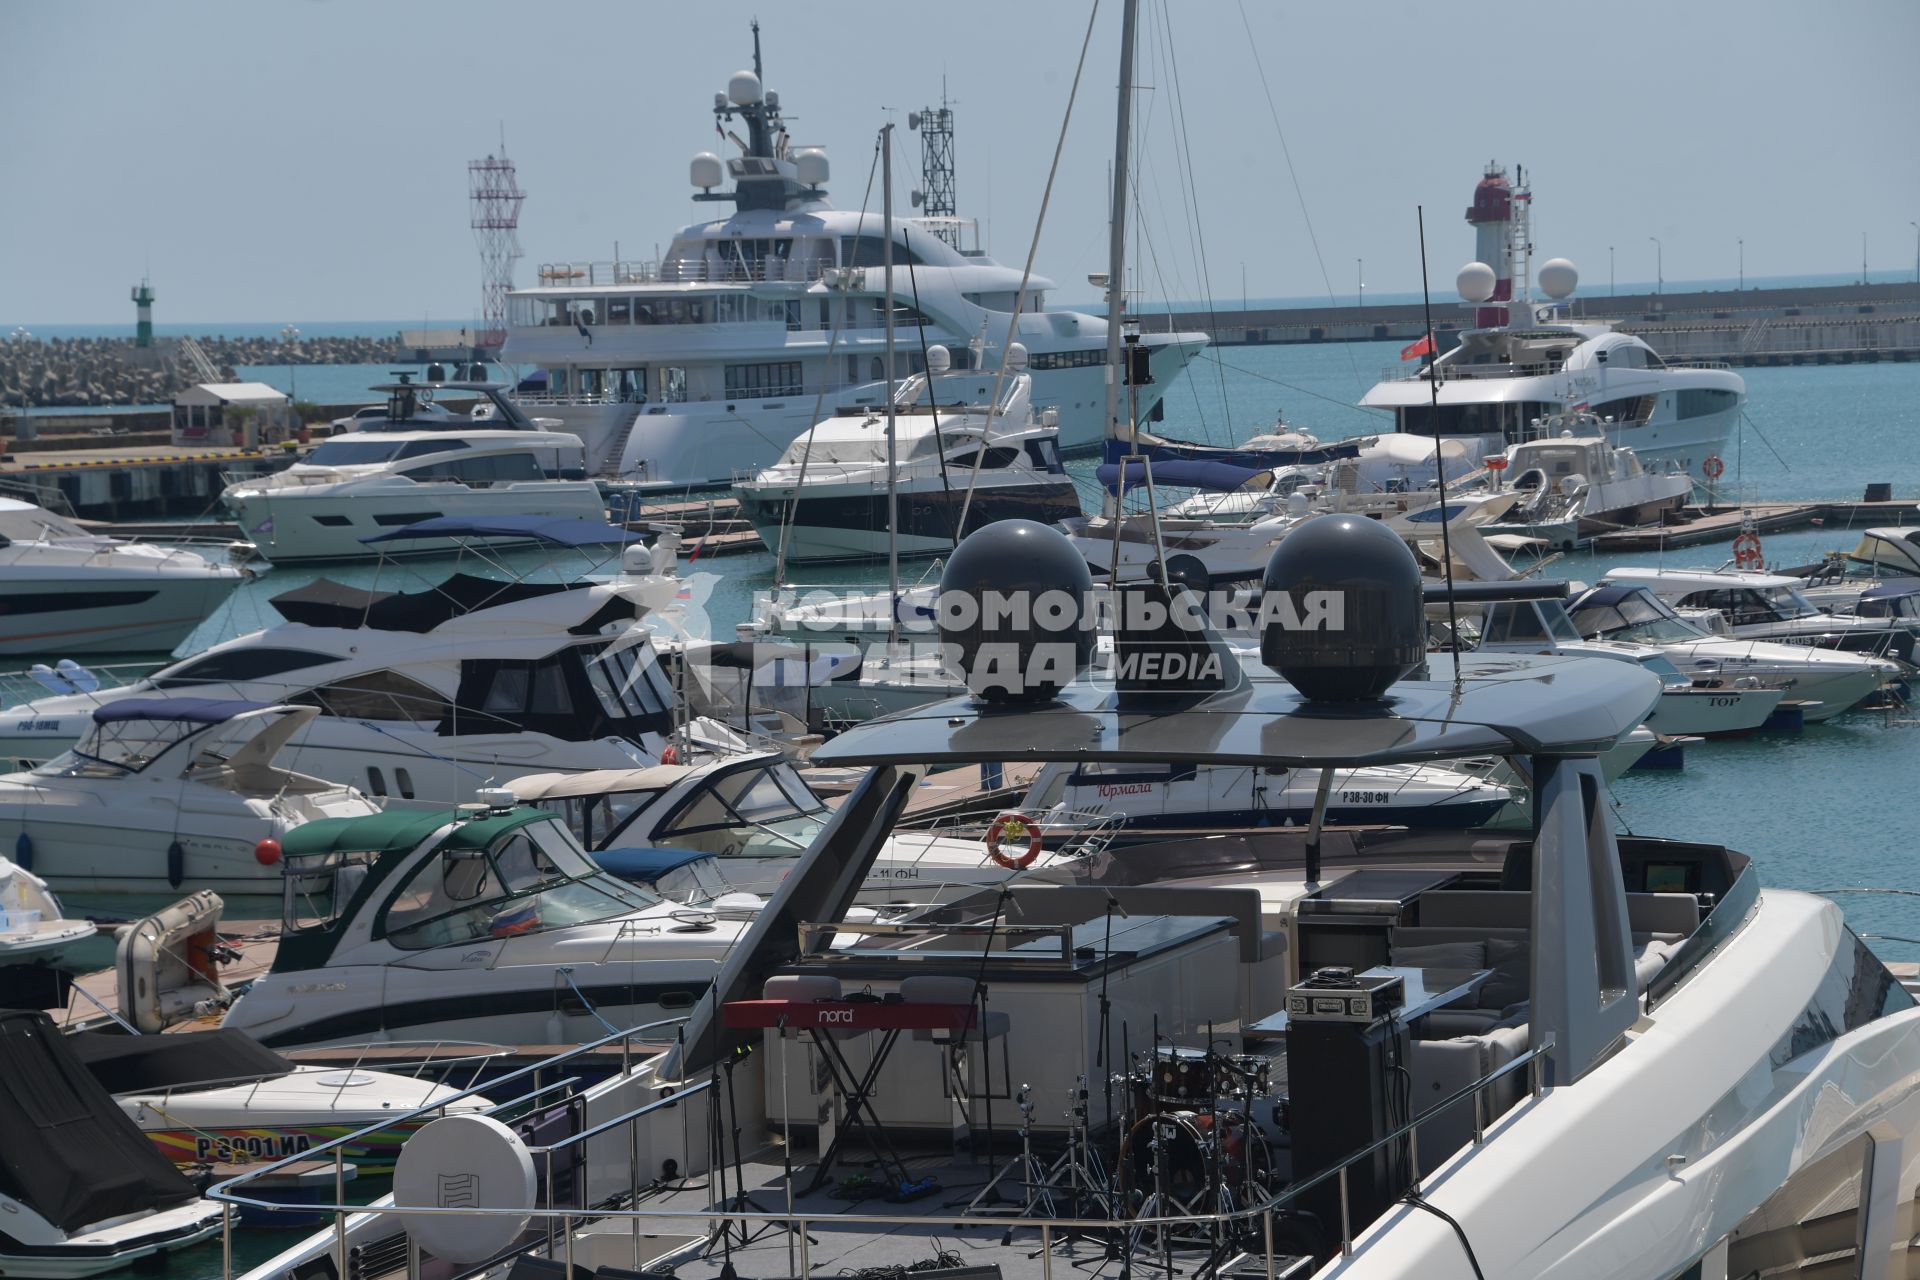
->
[[1417, 205, 1464, 675], [751, 17, 762, 81], [882, 122, 901, 624]]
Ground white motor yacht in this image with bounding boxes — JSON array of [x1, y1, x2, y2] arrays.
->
[[0, 701, 380, 894], [0, 561, 743, 803], [1567, 582, 1899, 720], [221, 797, 750, 1048], [1360, 163, 1743, 472], [0, 498, 245, 656], [0, 854, 96, 971], [1604, 565, 1919, 665], [1478, 418, 1694, 549], [221, 378, 605, 564], [499, 38, 1206, 487], [732, 358, 1080, 564]]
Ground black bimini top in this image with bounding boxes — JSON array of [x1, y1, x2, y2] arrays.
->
[[270, 573, 631, 634], [68, 1027, 292, 1096], [809, 653, 1661, 770], [0, 1009, 199, 1232]]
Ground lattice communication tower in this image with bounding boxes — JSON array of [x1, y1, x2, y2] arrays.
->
[[908, 93, 957, 247], [469, 146, 526, 348]]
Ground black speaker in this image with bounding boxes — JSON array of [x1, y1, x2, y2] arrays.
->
[[1283, 1017, 1411, 1240]]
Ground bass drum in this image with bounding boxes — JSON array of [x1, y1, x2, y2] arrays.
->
[[1116, 1110, 1270, 1209]]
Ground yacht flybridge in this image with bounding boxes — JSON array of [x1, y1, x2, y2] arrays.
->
[[1360, 163, 1744, 472], [221, 378, 605, 564], [222, 514, 1920, 1280], [500, 37, 1207, 488]]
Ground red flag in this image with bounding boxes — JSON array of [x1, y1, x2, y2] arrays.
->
[[1400, 334, 1435, 361]]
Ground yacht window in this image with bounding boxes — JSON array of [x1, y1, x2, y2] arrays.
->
[[531, 661, 575, 715], [1025, 439, 1065, 473], [955, 446, 1023, 470], [660, 762, 820, 838], [395, 767, 415, 799], [306, 440, 413, 466], [725, 362, 803, 399], [613, 368, 647, 402], [1481, 602, 1550, 645], [605, 298, 631, 325], [299, 670, 450, 722], [1681, 589, 1778, 627], [1676, 389, 1736, 419], [367, 766, 387, 796], [839, 235, 928, 268], [659, 367, 688, 403], [406, 452, 545, 485], [33, 715, 218, 779], [592, 644, 672, 718], [150, 647, 335, 688], [481, 667, 530, 714]]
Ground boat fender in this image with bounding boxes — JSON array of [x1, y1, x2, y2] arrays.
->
[[167, 841, 185, 890], [985, 811, 1043, 871], [13, 831, 29, 873]]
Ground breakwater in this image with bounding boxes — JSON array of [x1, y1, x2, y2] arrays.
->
[[0, 334, 405, 408]]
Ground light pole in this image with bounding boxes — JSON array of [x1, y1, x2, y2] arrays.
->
[[1609, 246, 1615, 296], [1738, 238, 1743, 291], [1861, 232, 1869, 285], [1648, 237, 1662, 295], [280, 325, 300, 403], [1241, 261, 1247, 313], [1357, 258, 1364, 311], [1911, 221, 1919, 285]]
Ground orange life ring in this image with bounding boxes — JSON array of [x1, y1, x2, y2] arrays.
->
[[1731, 531, 1764, 570], [984, 811, 1043, 871], [1701, 454, 1725, 480]]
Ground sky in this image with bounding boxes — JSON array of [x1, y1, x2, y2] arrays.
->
[[3, 0, 1917, 326]]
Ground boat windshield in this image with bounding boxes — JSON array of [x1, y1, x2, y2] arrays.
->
[[0, 505, 91, 543], [380, 817, 663, 950], [34, 715, 211, 778], [609, 760, 828, 858], [1569, 590, 1708, 644]]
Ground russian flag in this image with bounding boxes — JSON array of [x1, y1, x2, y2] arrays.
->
[[490, 903, 541, 937]]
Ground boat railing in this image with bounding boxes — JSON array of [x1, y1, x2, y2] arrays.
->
[[1662, 358, 1734, 371], [512, 390, 638, 408], [0, 659, 157, 713], [207, 1015, 1558, 1275]]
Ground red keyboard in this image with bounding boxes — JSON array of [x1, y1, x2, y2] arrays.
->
[[722, 999, 979, 1032]]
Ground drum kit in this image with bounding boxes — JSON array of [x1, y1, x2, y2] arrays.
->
[[1112, 1043, 1279, 1255]]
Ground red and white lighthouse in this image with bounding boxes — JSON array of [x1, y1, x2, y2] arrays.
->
[[1465, 161, 1514, 327]]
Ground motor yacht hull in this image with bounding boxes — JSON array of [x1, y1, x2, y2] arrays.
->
[[0, 567, 241, 657], [225, 482, 608, 564], [1644, 683, 1786, 737], [0, 1198, 224, 1280]]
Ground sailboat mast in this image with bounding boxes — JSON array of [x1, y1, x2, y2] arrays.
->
[[1101, 0, 1138, 517], [882, 123, 900, 614]]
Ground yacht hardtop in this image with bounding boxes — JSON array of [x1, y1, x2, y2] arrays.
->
[[1604, 565, 1919, 664]]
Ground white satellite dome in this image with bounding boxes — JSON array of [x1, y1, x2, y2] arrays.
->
[[1538, 257, 1579, 299], [793, 147, 829, 187], [689, 152, 723, 191], [1457, 262, 1498, 303], [727, 70, 762, 105], [925, 343, 952, 373], [1005, 342, 1029, 371]]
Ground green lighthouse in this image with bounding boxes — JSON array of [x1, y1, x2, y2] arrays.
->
[[131, 279, 154, 348]]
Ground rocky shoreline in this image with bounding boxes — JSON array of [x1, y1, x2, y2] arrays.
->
[[1, 334, 405, 408]]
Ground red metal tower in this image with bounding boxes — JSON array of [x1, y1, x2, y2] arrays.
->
[[469, 146, 525, 349]]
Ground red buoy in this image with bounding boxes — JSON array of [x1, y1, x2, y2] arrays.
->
[[254, 838, 282, 866]]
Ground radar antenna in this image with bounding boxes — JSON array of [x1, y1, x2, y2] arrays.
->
[[908, 87, 959, 248]]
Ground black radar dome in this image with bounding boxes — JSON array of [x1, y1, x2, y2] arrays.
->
[[1260, 513, 1424, 702], [938, 520, 1095, 704]]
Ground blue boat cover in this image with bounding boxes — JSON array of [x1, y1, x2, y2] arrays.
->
[[92, 697, 272, 725], [1861, 582, 1920, 600], [1095, 459, 1268, 493], [594, 846, 715, 884], [361, 515, 642, 546]]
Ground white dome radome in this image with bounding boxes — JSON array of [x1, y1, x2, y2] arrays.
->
[[727, 70, 762, 105], [793, 148, 829, 187], [925, 344, 952, 374], [689, 152, 723, 191], [1005, 342, 1029, 371], [1538, 257, 1579, 299], [1457, 262, 1497, 303]]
